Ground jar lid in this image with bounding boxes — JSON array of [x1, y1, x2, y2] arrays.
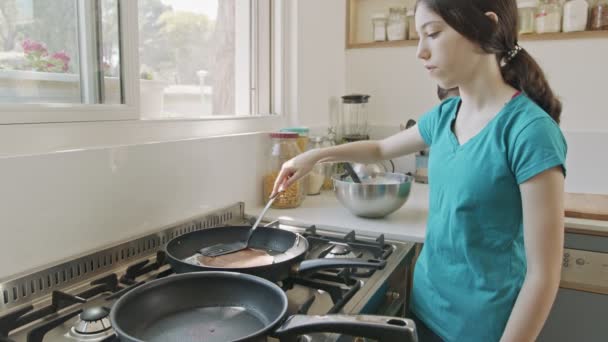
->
[[270, 132, 298, 139], [341, 94, 371, 104], [518, 0, 538, 8], [280, 127, 310, 135], [371, 13, 387, 20]]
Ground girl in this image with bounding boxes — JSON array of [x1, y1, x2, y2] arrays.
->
[[271, 1, 566, 341]]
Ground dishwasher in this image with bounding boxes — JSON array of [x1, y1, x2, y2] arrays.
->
[[538, 229, 608, 342]]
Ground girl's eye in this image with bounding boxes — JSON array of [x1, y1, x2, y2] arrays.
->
[[428, 31, 440, 38]]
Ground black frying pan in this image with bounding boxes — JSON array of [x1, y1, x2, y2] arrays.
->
[[110, 271, 418, 342], [165, 226, 386, 282]]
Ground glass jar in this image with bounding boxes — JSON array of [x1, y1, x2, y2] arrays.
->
[[590, 0, 608, 30], [387, 7, 407, 41], [372, 14, 387, 42], [536, 0, 563, 33], [263, 132, 305, 209], [406, 10, 418, 40], [280, 127, 310, 152], [518, 0, 538, 34], [563, 0, 589, 32], [306, 136, 326, 195], [320, 135, 337, 190]]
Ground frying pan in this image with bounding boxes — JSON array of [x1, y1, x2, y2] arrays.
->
[[110, 271, 418, 342], [165, 226, 386, 282]]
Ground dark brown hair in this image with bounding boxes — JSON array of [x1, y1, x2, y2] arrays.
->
[[417, 0, 561, 123]]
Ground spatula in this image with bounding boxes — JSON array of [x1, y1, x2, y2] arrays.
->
[[200, 193, 279, 257], [343, 162, 362, 183]]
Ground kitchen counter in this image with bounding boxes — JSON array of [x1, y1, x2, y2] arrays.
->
[[247, 183, 608, 242], [248, 183, 428, 243]]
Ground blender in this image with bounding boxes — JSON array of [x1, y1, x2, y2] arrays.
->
[[338, 94, 371, 143]]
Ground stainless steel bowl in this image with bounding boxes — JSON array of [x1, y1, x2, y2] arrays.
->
[[332, 172, 413, 218]]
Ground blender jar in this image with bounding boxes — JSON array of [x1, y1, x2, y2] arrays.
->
[[339, 94, 371, 143]]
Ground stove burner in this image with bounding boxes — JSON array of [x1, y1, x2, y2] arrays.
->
[[72, 307, 112, 335], [330, 245, 350, 255], [325, 244, 357, 259]]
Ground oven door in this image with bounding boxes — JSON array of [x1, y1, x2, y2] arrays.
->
[[538, 232, 608, 342]]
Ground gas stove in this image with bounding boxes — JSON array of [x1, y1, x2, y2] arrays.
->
[[0, 203, 416, 342]]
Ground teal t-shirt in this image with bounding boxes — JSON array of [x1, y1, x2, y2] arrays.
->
[[410, 94, 567, 342]]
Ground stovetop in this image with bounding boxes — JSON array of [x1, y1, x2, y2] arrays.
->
[[0, 203, 415, 342]]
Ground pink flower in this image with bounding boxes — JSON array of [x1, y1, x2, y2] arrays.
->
[[22, 39, 48, 56], [50, 51, 71, 72], [51, 51, 70, 64]]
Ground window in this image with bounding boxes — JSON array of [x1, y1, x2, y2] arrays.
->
[[0, 0, 274, 123], [0, 0, 123, 105], [138, 0, 271, 118]]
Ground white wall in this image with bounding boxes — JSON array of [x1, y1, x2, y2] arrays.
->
[[296, 2, 608, 193], [345, 40, 608, 193], [294, 0, 347, 129], [347, 39, 608, 132], [0, 133, 270, 280]]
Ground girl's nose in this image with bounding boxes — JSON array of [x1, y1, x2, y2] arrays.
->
[[417, 39, 430, 60]]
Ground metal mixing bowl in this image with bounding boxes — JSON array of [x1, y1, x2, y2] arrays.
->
[[332, 172, 413, 218]]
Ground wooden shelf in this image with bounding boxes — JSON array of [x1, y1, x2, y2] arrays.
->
[[347, 30, 608, 50], [348, 40, 417, 49], [519, 30, 608, 41]]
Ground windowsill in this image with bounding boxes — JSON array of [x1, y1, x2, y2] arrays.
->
[[0, 113, 286, 158], [140, 113, 280, 122]]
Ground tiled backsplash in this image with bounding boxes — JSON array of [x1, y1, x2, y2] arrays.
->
[[0, 133, 269, 281]]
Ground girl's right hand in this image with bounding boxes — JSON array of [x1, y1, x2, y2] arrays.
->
[[270, 151, 317, 198]]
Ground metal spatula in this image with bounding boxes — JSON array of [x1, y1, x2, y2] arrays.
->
[[200, 194, 279, 257]]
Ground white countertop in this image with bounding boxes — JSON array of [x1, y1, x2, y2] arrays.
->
[[248, 183, 430, 243], [247, 183, 608, 243]]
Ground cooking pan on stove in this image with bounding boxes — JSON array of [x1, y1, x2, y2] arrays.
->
[[165, 226, 386, 282], [110, 271, 418, 342]]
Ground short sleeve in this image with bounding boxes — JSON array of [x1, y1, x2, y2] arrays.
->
[[509, 117, 567, 184], [418, 98, 458, 146]]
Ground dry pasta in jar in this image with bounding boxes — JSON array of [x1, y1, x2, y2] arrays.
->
[[263, 132, 305, 209]]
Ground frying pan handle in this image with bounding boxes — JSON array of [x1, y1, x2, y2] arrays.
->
[[295, 258, 386, 275], [273, 314, 418, 342]]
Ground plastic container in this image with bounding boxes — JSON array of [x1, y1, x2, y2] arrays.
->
[[407, 10, 418, 40], [536, 0, 562, 33], [387, 7, 407, 41], [518, 0, 538, 34], [372, 14, 387, 42], [280, 127, 310, 152], [590, 0, 608, 30], [263, 132, 305, 209], [563, 0, 589, 32]]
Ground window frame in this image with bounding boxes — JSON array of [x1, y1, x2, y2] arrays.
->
[[0, 0, 281, 125]]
